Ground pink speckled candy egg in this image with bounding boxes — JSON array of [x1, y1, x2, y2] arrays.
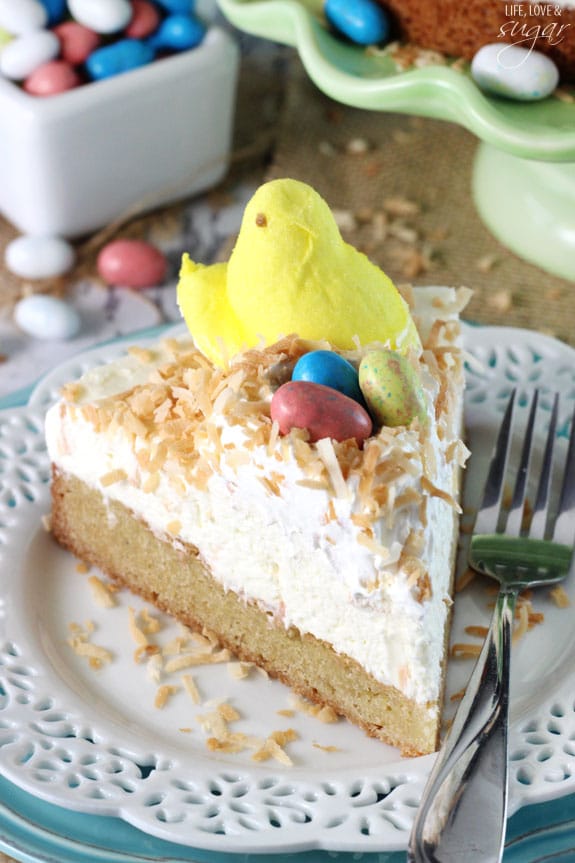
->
[[53, 21, 101, 64], [271, 380, 372, 444], [97, 239, 168, 288], [125, 0, 161, 38], [23, 59, 81, 95]]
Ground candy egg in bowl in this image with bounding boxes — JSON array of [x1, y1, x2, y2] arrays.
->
[[0, 0, 239, 237]]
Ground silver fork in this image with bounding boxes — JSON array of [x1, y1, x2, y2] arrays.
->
[[407, 389, 575, 863]]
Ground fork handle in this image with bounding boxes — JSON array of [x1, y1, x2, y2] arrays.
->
[[407, 587, 517, 863]]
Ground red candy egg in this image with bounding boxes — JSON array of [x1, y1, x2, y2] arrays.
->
[[24, 60, 81, 96], [53, 22, 101, 65], [271, 380, 372, 444], [125, 0, 161, 38], [97, 239, 168, 289]]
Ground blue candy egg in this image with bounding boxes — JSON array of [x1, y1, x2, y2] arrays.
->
[[154, 0, 195, 13], [147, 14, 206, 52], [85, 39, 155, 81], [324, 0, 390, 46], [292, 350, 365, 406], [38, 0, 66, 25]]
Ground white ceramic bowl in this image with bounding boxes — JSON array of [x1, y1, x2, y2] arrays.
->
[[0, 21, 239, 237]]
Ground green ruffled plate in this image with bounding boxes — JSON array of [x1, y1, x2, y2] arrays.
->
[[218, 0, 575, 162]]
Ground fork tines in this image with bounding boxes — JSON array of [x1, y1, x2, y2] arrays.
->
[[474, 389, 575, 546]]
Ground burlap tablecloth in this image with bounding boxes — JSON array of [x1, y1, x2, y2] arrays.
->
[[266, 61, 575, 346], [1, 51, 574, 863]]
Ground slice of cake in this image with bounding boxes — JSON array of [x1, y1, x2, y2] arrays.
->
[[46, 180, 469, 756]]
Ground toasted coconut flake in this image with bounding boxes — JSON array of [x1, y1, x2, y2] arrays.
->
[[88, 575, 117, 608], [451, 642, 482, 659], [316, 438, 350, 499], [127, 346, 156, 364], [128, 607, 150, 648], [421, 475, 461, 511], [134, 644, 160, 663], [140, 607, 161, 635], [550, 586, 570, 608], [252, 731, 297, 765], [356, 532, 390, 560], [450, 687, 466, 702], [465, 625, 488, 638], [455, 567, 476, 592], [154, 684, 179, 709], [313, 742, 341, 753], [67, 622, 113, 668], [227, 661, 253, 680], [147, 652, 163, 683], [100, 468, 128, 487], [512, 602, 530, 643], [182, 673, 202, 704], [164, 648, 231, 673]]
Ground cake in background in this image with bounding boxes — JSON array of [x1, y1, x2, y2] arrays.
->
[[376, 0, 575, 82], [46, 179, 470, 757]]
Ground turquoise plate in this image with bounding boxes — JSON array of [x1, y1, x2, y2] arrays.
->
[[218, 0, 575, 162], [1, 774, 575, 862]]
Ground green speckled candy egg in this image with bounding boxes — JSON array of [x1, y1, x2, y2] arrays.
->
[[358, 349, 426, 427]]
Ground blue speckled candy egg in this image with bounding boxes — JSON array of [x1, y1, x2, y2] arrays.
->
[[292, 350, 365, 406], [14, 294, 81, 341], [85, 38, 155, 80], [471, 43, 559, 101], [359, 349, 426, 428], [324, 0, 390, 46]]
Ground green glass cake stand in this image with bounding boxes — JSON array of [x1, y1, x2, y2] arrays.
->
[[218, 0, 575, 282]]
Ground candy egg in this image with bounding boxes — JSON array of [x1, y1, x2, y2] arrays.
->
[[0, 0, 47, 36], [324, 0, 390, 46], [271, 380, 372, 444], [292, 350, 365, 405], [23, 58, 81, 95], [471, 43, 559, 101], [154, 0, 194, 13], [125, 0, 161, 39], [97, 239, 167, 288], [38, 0, 66, 26], [0, 29, 59, 80], [67, 0, 132, 34], [85, 38, 155, 80], [359, 349, 426, 428], [5, 235, 76, 279], [147, 13, 206, 51], [14, 294, 81, 340], [53, 21, 101, 64]]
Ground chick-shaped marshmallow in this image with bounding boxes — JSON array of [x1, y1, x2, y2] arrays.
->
[[177, 178, 421, 366]]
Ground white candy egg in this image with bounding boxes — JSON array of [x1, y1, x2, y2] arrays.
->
[[14, 294, 81, 340], [67, 0, 132, 34], [471, 43, 559, 101], [0, 0, 47, 36], [5, 235, 76, 279], [0, 29, 59, 80]]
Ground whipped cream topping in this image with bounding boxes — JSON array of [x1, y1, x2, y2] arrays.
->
[[46, 286, 470, 707]]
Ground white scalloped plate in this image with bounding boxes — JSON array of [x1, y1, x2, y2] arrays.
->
[[0, 322, 574, 854]]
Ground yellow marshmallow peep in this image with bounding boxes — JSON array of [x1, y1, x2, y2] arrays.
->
[[177, 178, 420, 366]]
